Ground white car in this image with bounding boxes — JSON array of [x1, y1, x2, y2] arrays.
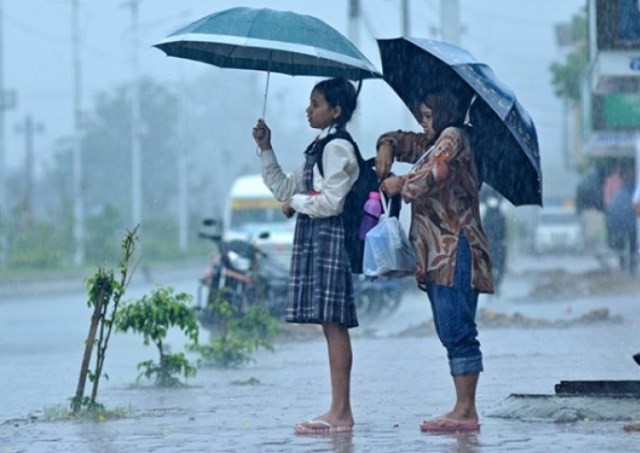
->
[[533, 208, 585, 254]]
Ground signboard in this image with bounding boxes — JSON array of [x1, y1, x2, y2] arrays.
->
[[582, 130, 637, 156], [589, 0, 640, 93], [581, 71, 640, 135], [603, 93, 640, 128], [591, 92, 640, 129], [596, 0, 640, 50]]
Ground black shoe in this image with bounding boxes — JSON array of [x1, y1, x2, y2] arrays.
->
[[633, 353, 640, 366]]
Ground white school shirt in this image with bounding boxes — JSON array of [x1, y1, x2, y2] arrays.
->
[[260, 128, 360, 218]]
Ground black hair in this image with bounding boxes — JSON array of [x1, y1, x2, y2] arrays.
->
[[423, 87, 469, 135], [313, 78, 358, 130]]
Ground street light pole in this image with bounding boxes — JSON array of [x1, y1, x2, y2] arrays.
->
[[125, 0, 142, 231], [177, 65, 188, 251], [72, 0, 85, 265], [440, 0, 461, 45], [0, 0, 6, 267], [401, 0, 409, 36], [15, 115, 44, 218], [348, 0, 362, 136]]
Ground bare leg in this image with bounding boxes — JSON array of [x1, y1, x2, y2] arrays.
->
[[420, 373, 480, 431], [296, 322, 354, 430], [445, 374, 479, 422]]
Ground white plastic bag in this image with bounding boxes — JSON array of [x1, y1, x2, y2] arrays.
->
[[363, 205, 416, 278]]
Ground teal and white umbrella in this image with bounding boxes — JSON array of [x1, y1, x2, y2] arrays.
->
[[154, 7, 381, 116]]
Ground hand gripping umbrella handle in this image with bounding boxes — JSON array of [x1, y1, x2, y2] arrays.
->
[[255, 71, 271, 157]]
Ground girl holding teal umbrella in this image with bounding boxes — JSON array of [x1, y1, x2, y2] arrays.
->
[[252, 77, 361, 435]]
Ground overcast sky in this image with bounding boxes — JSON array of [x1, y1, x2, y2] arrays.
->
[[3, 0, 585, 198]]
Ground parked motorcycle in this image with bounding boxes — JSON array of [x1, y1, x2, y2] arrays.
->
[[353, 275, 405, 320], [195, 219, 289, 330]]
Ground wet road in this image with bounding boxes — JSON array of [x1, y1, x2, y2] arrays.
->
[[1, 252, 640, 452]]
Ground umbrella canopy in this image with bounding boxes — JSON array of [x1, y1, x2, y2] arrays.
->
[[154, 7, 381, 81], [377, 37, 542, 207]]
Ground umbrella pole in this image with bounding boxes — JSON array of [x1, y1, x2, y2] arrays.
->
[[255, 71, 271, 156], [261, 71, 271, 119]]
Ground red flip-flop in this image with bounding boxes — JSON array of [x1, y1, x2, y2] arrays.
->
[[420, 417, 480, 432]]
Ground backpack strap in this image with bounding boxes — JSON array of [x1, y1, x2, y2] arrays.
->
[[314, 129, 364, 177]]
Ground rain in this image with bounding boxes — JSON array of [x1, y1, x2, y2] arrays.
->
[[1, 0, 639, 451]]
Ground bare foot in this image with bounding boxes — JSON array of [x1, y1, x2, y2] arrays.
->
[[294, 419, 354, 435], [438, 409, 479, 424], [295, 411, 354, 433]]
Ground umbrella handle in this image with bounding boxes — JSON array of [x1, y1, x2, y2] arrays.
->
[[256, 71, 271, 157], [355, 79, 363, 98], [463, 94, 478, 127]]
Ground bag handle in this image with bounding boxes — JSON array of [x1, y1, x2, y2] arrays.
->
[[380, 189, 391, 217]]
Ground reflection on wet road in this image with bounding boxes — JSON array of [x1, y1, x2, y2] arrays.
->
[[1, 252, 639, 451]]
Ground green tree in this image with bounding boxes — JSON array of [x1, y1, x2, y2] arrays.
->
[[72, 227, 138, 415], [193, 294, 279, 369], [37, 77, 185, 267], [8, 218, 64, 269], [116, 286, 199, 387], [85, 204, 124, 264], [549, 10, 588, 102], [80, 77, 180, 223]]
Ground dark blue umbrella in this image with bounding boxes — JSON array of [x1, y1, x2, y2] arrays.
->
[[377, 37, 542, 207]]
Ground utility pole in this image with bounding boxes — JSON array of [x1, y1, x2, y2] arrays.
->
[[347, 0, 362, 137], [440, 0, 461, 45], [0, 0, 6, 267], [72, 0, 85, 264], [15, 115, 44, 217], [347, 0, 364, 135], [123, 0, 142, 231], [0, 0, 16, 267], [402, 0, 410, 36], [177, 65, 188, 251], [402, 0, 413, 128], [348, 0, 360, 47]]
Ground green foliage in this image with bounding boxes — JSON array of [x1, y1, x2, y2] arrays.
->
[[50, 399, 129, 422], [1, 74, 251, 275], [549, 10, 588, 102], [139, 218, 183, 261], [116, 286, 199, 387], [193, 297, 279, 369], [8, 219, 64, 269], [72, 228, 137, 415], [85, 204, 123, 264], [79, 77, 181, 223], [233, 305, 279, 351]]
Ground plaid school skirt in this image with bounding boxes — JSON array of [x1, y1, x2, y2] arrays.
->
[[287, 213, 358, 328]]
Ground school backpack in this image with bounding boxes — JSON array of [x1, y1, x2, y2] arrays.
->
[[313, 129, 382, 274]]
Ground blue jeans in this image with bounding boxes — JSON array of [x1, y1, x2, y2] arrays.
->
[[426, 232, 483, 376]]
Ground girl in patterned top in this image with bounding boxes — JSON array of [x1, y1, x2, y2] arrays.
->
[[252, 78, 360, 435], [375, 87, 493, 433]]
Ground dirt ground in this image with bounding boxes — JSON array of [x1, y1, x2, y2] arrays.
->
[[517, 266, 640, 300], [395, 265, 639, 338]]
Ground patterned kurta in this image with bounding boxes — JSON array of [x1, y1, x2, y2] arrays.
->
[[377, 127, 494, 294]]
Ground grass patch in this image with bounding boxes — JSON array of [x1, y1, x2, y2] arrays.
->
[[44, 403, 130, 422], [230, 377, 261, 386]]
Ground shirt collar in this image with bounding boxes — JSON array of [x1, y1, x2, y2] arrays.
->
[[317, 125, 339, 140]]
